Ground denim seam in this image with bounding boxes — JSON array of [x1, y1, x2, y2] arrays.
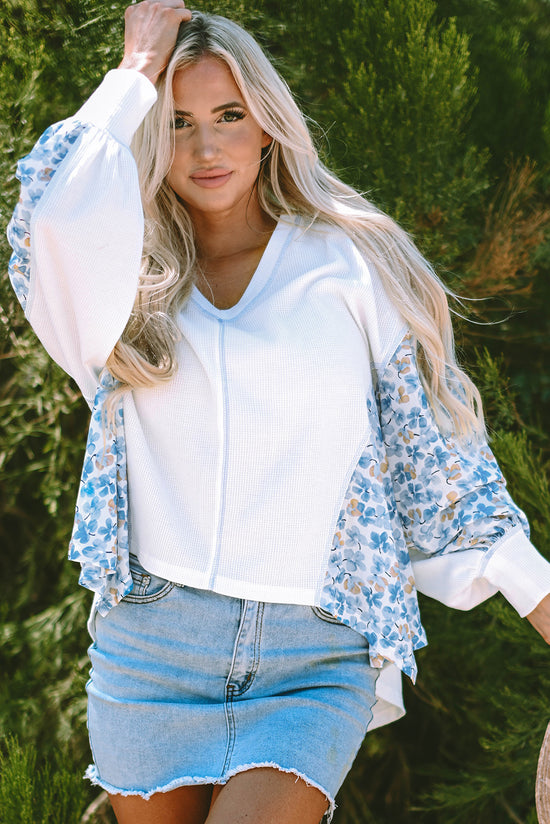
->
[[222, 684, 236, 776], [234, 601, 264, 697], [86, 672, 101, 773], [122, 582, 175, 604], [311, 605, 343, 625], [221, 598, 249, 775], [134, 572, 149, 595]]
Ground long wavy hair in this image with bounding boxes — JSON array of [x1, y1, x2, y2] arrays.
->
[[106, 10, 484, 440]]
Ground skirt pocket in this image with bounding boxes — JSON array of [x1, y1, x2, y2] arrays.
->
[[310, 605, 343, 625], [123, 554, 175, 603]]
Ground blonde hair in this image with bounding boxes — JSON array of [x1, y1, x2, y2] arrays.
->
[[106, 11, 484, 440]]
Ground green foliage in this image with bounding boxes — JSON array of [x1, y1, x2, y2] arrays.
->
[[409, 417, 550, 822], [435, 0, 550, 170], [429, 0, 550, 422], [0, 736, 89, 824], [0, 1, 124, 134], [409, 596, 548, 823], [0, 592, 90, 756], [326, 0, 486, 241]]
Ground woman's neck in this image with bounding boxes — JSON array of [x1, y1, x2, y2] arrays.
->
[[190, 202, 277, 309], [190, 199, 276, 263]]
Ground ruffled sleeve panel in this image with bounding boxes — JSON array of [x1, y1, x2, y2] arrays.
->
[[7, 69, 157, 405], [378, 333, 550, 616]]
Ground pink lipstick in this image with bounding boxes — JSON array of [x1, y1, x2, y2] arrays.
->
[[190, 169, 233, 188]]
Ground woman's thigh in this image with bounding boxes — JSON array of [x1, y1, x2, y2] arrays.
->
[[108, 784, 213, 824], [207, 767, 329, 824]]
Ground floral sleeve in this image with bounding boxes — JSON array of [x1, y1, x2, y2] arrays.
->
[[7, 121, 87, 312], [377, 333, 529, 558], [6, 70, 156, 404]]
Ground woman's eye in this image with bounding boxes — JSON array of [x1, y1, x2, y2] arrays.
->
[[173, 115, 190, 130], [172, 110, 246, 129], [220, 109, 246, 123]]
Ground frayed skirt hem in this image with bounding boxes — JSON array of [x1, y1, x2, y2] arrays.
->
[[85, 761, 336, 822]]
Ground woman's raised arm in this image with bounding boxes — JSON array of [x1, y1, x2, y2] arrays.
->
[[6, 2, 194, 404], [6, 71, 156, 404]]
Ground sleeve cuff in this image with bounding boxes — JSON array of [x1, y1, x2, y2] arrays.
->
[[410, 548, 498, 610], [75, 69, 158, 146], [482, 527, 550, 616]]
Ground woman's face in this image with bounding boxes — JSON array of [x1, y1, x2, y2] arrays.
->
[[166, 56, 272, 222]]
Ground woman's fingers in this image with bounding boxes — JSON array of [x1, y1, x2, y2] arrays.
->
[[526, 592, 550, 645], [119, 1, 193, 85]]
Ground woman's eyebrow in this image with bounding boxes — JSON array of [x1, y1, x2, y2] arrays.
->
[[174, 101, 246, 116]]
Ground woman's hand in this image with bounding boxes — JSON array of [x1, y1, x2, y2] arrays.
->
[[526, 593, 550, 644], [119, 0, 192, 85]]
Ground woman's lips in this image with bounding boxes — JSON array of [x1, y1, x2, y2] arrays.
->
[[190, 170, 233, 188]]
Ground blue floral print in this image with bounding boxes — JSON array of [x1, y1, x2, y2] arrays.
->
[[68, 371, 132, 616], [319, 334, 528, 679], [319, 393, 427, 679]]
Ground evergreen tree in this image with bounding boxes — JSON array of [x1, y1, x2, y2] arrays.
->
[[321, 0, 488, 267], [435, 0, 550, 171], [431, 0, 550, 430]]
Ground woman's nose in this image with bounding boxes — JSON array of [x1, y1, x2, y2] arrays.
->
[[193, 125, 219, 160]]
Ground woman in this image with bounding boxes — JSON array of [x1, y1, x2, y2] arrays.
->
[[7, 2, 550, 822]]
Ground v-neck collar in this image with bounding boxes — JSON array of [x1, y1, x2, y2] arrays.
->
[[190, 215, 296, 320]]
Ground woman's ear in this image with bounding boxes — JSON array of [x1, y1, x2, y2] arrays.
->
[[261, 131, 273, 149]]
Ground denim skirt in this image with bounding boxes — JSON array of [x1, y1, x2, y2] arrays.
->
[[85, 554, 378, 818]]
